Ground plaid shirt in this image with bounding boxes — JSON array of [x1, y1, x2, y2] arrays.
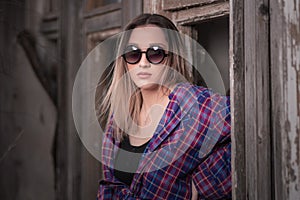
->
[[97, 82, 231, 200]]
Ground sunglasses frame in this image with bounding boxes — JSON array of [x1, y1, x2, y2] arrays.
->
[[122, 46, 168, 65]]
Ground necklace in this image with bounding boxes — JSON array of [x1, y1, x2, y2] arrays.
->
[[140, 107, 151, 127]]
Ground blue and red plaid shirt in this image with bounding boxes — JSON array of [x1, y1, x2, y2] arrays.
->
[[97, 82, 231, 199]]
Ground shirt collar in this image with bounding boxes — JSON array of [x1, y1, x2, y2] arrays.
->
[[146, 82, 203, 152]]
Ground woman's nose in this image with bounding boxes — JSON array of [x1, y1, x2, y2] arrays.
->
[[139, 53, 150, 68]]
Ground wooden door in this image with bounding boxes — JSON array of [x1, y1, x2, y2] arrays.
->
[[80, 1, 142, 199]]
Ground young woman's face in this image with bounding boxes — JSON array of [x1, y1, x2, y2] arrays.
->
[[125, 25, 169, 90]]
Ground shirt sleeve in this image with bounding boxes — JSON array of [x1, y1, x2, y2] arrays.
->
[[192, 92, 231, 199], [97, 116, 118, 200], [97, 161, 145, 200], [97, 179, 118, 200], [192, 142, 231, 199], [97, 179, 142, 200]]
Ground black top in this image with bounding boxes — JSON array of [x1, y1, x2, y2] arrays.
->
[[114, 136, 150, 186]]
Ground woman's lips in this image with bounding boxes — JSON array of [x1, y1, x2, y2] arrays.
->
[[137, 72, 152, 79]]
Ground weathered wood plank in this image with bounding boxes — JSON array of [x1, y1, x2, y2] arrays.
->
[[121, 0, 143, 28], [270, 0, 300, 199], [85, 10, 122, 34], [56, 1, 69, 199], [56, 0, 83, 199], [175, 2, 229, 25], [229, 0, 246, 199], [41, 12, 59, 40], [254, 1, 271, 199], [83, 2, 121, 18], [40, 18, 59, 35], [270, 1, 285, 199], [143, 0, 163, 15], [163, 0, 228, 11], [244, 0, 271, 199], [86, 28, 120, 52]]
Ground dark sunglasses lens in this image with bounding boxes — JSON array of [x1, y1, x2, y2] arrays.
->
[[147, 48, 165, 64], [124, 50, 141, 64]]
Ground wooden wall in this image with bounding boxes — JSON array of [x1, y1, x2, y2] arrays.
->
[[1, 0, 299, 199], [271, 0, 300, 199], [54, 1, 142, 199], [231, 0, 300, 199], [0, 0, 56, 199]]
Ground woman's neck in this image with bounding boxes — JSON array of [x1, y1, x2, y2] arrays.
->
[[129, 86, 170, 145], [140, 86, 170, 110], [138, 86, 170, 129]]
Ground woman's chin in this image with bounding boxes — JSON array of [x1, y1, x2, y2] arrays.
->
[[136, 82, 160, 91]]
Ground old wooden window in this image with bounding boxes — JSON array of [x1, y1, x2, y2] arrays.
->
[[194, 16, 230, 94], [144, 0, 235, 196], [85, 0, 122, 11], [144, 0, 229, 93]]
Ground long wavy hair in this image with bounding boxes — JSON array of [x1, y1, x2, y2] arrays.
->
[[96, 13, 193, 140]]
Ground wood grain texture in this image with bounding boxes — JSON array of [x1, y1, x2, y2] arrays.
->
[[85, 10, 121, 34], [175, 2, 229, 25], [41, 12, 59, 40], [244, 0, 271, 199], [83, 2, 121, 18], [56, 0, 83, 199], [229, 0, 246, 199], [163, 0, 226, 11], [270, 0, 300, 199], [121, 0, 143, 28]]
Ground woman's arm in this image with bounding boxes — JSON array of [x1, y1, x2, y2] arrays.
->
[[192, 142, 231, 199], [191, 91, 231, 199]]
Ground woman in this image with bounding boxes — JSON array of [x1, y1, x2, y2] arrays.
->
[[97, 14, 231, 199]]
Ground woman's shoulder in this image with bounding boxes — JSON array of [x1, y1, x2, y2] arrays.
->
[[170, 82, 230, 107], [176, 82, 229, 97], [170, 82, 209, 100]]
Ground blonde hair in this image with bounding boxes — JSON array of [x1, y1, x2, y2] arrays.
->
[[96, 14, 192, 140]]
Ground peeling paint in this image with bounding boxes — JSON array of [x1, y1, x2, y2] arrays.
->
[[282, 0, 300, 198], [286, 134, 297, 183], [295, 129, 300, 166], [297, 70, 300, 125], [289, 23, 300, 46], [285, 120, 291, 132]]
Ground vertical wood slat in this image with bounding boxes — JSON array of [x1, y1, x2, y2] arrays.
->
[[244, 0, 258, 198], [244, 0, 271, 199], [121, 0, 143, 28], [56, 0, 69, 199], [229, 0, 246, 199], [270, 0, 300, 199], [67, 0, 84, 199], [255, 0, 272, 196], [231, 0, 272, 199], [270, 1, 284, 198], [57, 0, 83, 199], [143, 0, 163, 15]]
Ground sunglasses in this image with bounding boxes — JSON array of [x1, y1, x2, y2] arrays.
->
[[122, 45, 168, 64]]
